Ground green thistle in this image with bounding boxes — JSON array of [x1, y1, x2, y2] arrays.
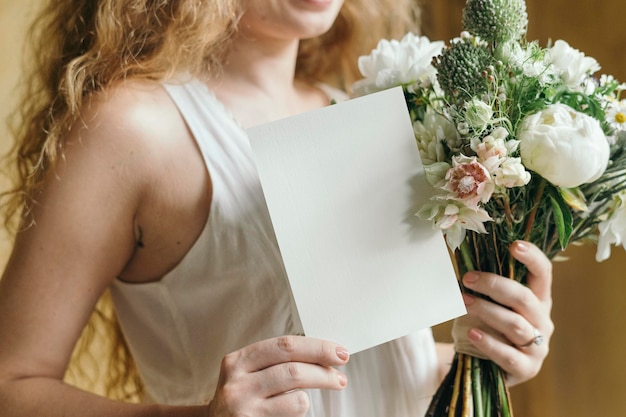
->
[[433, 34, 494, 104], [462, 0, 528, 44]]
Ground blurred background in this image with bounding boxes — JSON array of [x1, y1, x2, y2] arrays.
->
[[1, 1, 625, 416]]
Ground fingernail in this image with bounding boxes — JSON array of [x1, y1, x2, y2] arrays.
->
[[336, 347, 350, 361], [462, 293, 474, 305], [468, 328, 483, 342], [337, 372, 348, 387], [463, 272, 479, 285], [513, 241, 529, 252]]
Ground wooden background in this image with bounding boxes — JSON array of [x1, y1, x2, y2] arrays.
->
[[1, 1, 625, 416]]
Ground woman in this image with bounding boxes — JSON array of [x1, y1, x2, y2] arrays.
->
[[0, 0, 554, 416]]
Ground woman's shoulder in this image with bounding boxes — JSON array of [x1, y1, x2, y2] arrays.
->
[[61, 77, 203, 205], [83, 79, 182, 142], [73, 78, 193, 170]]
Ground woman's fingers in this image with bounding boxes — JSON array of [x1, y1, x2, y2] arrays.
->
[[462, 271, 545, 328], [509, 240, 553, 304], [209, 336, 349, 417], [230, 335, 349, 373], [260, 390, 312, 417], [464, 327, 543, 385], [462, 292, 551, 349], [251, 361, 348, 397]]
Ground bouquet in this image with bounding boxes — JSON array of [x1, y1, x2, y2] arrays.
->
[[352, 0, 626, 415]]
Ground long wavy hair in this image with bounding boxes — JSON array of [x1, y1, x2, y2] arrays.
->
[[2, 0, 422, 402]]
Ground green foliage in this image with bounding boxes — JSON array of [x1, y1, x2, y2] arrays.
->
[[548, 186, 574, 249]]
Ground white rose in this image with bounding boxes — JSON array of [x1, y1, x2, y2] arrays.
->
[[519, 103, 610, 188], [352, 33, 445, 95], [545, 40, 600, 90]]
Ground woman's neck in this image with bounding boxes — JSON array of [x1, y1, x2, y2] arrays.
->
[[206, 35, 328, 127], [215, 33, 300, 98]]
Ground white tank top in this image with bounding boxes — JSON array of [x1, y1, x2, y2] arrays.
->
[[110, 78, 440, 416]]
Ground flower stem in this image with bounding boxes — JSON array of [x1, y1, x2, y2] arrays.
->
[[459, 241, 476, 275], [462, 355, 474, 417], [471, 357, 484, 416], [449, 354, 464, 417], [523, 180, 546, 242], [494, 362, 514, 417], [491, 228, 504, 277]]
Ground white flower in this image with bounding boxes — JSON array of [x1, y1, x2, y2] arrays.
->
[[494, 157, 531, 188], [418, 201, 492, 250], [598, 74, 626, 96], [470, 127, 517, 173], [352, 33, 445, 95], [605, 98, 626, 132], [596, 192, 626, 262], [414, 108, 458, 165], [495, 40, 527, 66], [442, 155, 495, 208], [457, 122, 470, 136], [464, 99, 494, 132], [469, 128, 528, 187], [545, 40, 600, 90], [498, 41, 555, 85], [518, 103, 610, 187]]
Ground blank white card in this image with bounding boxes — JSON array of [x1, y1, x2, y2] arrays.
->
[[247, 86, 465, 353]]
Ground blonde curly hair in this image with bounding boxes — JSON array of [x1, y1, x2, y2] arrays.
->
[[2, 0, 422, 402]]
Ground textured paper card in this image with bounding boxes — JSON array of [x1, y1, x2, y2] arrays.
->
[[247, 87, 465, 353]]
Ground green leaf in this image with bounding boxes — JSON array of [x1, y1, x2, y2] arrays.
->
[[549, 191, 573, 249]]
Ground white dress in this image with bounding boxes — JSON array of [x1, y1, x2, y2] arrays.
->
[[110, 78, 440, 416]]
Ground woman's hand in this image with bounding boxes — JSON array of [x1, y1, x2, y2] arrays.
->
[[456, 240, 554, 386], [207, 336, 349, 417]]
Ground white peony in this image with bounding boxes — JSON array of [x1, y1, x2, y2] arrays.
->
[[352, 33, 445, 96], [518, 103, 610, 188], [545, 40, 600, 90], [596, 192, 626, 262]]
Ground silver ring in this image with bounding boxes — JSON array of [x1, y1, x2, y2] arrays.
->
[[518, 327, 544, 348]]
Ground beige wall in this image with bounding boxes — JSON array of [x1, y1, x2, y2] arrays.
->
[[0, 0, 39, 110], [0, 0, 39, 268], [423, 1, 626, 416]]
